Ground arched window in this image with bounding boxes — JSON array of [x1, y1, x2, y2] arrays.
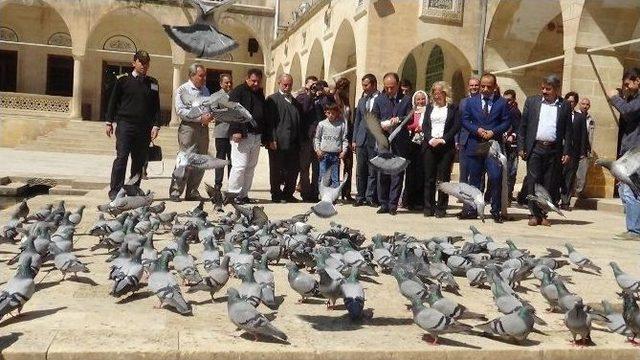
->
[[401, 53, 417, 92], [425, 45, 444, 91]]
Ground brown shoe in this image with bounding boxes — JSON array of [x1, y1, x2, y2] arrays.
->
[[528, 217, 538, 226], [540, 217, 551, 226]]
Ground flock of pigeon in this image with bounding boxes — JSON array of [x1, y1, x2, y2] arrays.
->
[[1, 181, 640, 348]]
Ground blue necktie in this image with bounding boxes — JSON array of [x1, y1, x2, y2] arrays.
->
[[483, 97, 490, 116]]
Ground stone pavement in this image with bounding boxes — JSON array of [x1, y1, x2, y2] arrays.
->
[[0, 147, 638, 360]]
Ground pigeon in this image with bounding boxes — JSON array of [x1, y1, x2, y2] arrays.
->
[[148, 252, 192, 315], [1, 214, 22, 243], [410, 297, 472, 345], [565, 243, 601, 273], [466, 267, 488, 288], [610, 262, 640, 294], [111, 247, 144, 297], [526, 183, 565, 217], [10, 200, 29, 220], [25, 204, 52, 222], [315, 251, 345, 309], [621, 292, 640, 344], [599, 300, 632, 336], [486, 139, 509, 217], [201, 237, 221, 271], [371, 234, 395, 272], [98, 191, 154, 215], [364, 111, 414, 175], [392, 267, 429, 303], [164, 0, 238, 58], [285, 262, 320, 303], [173, 234, 203, 285], [596, 146, 640, 196], [0, 258, 36, 321], [236, 266, 263, 308], [554, 277, 583, 313], [49, 243, 90, 279], [188, 255, 230, 302], [198, 90, 256, 127], [148, 201, 166, 214], [255, 255, 278, 310], [564, 299, 593, 345], [311, 165, 349, 218], [226, 287, 288, 342], [426, 284, 487, 321], [341, 267, 366, 320], [68, 205, 85, 226], [437, 182, 486, 222], [476, 306, 537, 343], [204, 183, 225, 213], [9, 235, 42, 274]]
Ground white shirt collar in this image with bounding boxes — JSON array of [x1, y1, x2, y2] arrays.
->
[[132, 70, 139, 78]]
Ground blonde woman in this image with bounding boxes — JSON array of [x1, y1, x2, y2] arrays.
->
[[422, 81, 460, 217], [401, 90, 428, 210]]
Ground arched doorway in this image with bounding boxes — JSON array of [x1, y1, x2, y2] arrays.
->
[[306, 39, 325, 80], [86, 6, 172, 121], [400, 53, 417, 93], [289, 53, 302, 94], [329, 20, 357, 108], [0, 0, 72, 95], [485, 0, 564, 97]]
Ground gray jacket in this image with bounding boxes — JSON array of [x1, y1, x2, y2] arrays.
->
[[611, 93, 640, 155]]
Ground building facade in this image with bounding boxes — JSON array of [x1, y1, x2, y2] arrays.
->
[[1, 0, 639, 198]]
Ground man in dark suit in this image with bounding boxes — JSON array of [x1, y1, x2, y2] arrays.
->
[[518, 74, 573, 227], [461, 73, 511, 223], [105, 50, 160, 200], [372, 72, 412, 215], [264, 73, 303, 203], [456, 77, 481, 184], [352, 73, 380, 207], [296, 75, 320, 202], [503, 89, 522, 203], [560, 91, 588, 210]]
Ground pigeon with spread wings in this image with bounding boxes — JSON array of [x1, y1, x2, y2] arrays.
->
[[163, 0, 238, 58], [364, 111, 414, 175]]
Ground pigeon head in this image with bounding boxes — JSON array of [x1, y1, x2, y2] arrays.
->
[[564, 243, 575, 253], [609, 262, 623, 276], [226, 287, 241, 302], [16, 257, 36, 279]]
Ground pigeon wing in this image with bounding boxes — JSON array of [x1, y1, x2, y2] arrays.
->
[[364, 112, 389, 151], [163, 24, 238, 58]]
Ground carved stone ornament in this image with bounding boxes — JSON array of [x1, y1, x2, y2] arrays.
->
[[0, 92, 70, 113], [0, 27, 18, 42], [103, 35, 137, 52], [48, 32, 71, 47], [420, 0, 464, 24], [210, 53, 233, 61]]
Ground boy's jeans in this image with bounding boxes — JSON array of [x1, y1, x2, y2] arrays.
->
[[319, 152, 340, 188]]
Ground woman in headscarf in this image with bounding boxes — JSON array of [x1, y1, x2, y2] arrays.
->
[[422, 81, 460, 217], [401, 90, 428, 211]]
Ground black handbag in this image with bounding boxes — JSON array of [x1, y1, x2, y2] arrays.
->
[[148, 142, 163, 162]]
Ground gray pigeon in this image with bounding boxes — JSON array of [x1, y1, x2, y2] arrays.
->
[[426, 284, 487, 321], [437, 182, 486, 222], [600, 300, 632, 336], [564, 299, 593, 345], [49, 243, 90, 279], [476, 306, 537, 343], [98, 191, 154, 215], [255, 255, 278, 310], [610, 262, 640, 294], [364, 111, 414, 174], [392, 267, 429, 303], [199, 90, 256, 127], [565, 243, 601, 273], [163, 0, 238, 58], [0, 258, 36, 320], [596, 146, 640, 196], [341, 267, 366, 320], [204, 183, 225, 213], [111, 247, 144, 297], [173, 234, 203, 285], [311, 166, 349, 218], [285, 262, 319, 303], [236, 266, 263, 308], [188, 255, 230, 302], [315, 251, 345, 309], [68, 205, 85, 226], [148, 252, 192, 315], [621, 292, 640, 343], [410, 297, 472, 345], [226, 287, 288, 342], [554, 277, 583, 313], [10, 200, 29, 220], [526, 184, 564, 217], [486, 140, 509, 217]]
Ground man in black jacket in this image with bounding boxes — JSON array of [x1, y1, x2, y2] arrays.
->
[[265, 73, 303, 203], [226, 68, 266, 204], [518, 74, 573, 226], [560, 91, 588, 210], [105, 50, 160, 200], [296, 75, 320, 202]]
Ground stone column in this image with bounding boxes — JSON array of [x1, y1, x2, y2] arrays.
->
[[169, 63, 183, 127], [70, 54, 84, 120]]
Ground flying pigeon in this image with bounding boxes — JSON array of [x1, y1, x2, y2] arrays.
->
[[311, 165, 349, 218], [596, 146, 640, 196], [364, 111, 414, 175], [526, 183, 565, 217]]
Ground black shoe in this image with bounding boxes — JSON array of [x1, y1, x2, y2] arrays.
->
[[389, 208, 397, 216], [342, 196, 355, 203], [369, 201, 380, 208], [492, 214, 504, 223], [283, 196, 300, 203], [423, 210, 434, 217], [354, 199, 365, 207], [376, 208, 389, 214], [434, 210, 446, 218], [272, 197, 281, 203]]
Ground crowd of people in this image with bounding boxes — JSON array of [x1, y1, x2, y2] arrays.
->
[[104, 50, 640, 239]]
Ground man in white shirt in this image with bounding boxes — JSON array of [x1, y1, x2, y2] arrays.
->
[[169, 63, 213, 200]]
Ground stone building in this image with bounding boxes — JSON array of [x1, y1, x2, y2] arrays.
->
[[0, 0, 639, 198]]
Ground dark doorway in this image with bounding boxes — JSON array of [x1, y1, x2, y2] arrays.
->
[[0, 50, 17, 92], [46, 55, 73, 96], [206, 68, 232, 94], [100, 62, 133, 121]]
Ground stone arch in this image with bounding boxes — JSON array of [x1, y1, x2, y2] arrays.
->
[[425, 45, 444, 92], [485, 0, 564, 96], [0, 0, 73, 43], [400, 53, 417, 92], [274, 64, 284, 92], [217, 14, 267, 67], [328, 19, 357, 107], [399, 38, 472, 101], [0, 0, 71, 46], [306, 39, 325, 79], [288, 53, 303, 93]]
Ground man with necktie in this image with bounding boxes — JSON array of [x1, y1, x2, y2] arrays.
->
[[461, 73, 511, 223], [352, 73, 380, 207]]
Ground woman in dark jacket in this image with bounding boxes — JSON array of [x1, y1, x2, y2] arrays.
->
[[422, 81, 460, 217]]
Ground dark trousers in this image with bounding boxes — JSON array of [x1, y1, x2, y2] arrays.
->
[[506, 147, 519, 200], [341, 148, 354, 199], [268, 149, 300, 200], [378, 171, 404, 211], [526, 143, 561, 218], [466, 151, 503, 216], [109, 121, 150, 197], [403, 142, 425, 209], [298, 141, 319, 200], [214, 137, 232, 188], [423, 145, 455, 213], [458, 147, 469, 183], [560, 155, 580, 206], [355, 144, 378, 203]]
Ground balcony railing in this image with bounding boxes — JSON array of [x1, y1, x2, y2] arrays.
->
[[0, 92, 71, 113]]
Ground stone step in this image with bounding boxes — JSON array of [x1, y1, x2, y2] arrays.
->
[[0, 181, 29, 196]]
